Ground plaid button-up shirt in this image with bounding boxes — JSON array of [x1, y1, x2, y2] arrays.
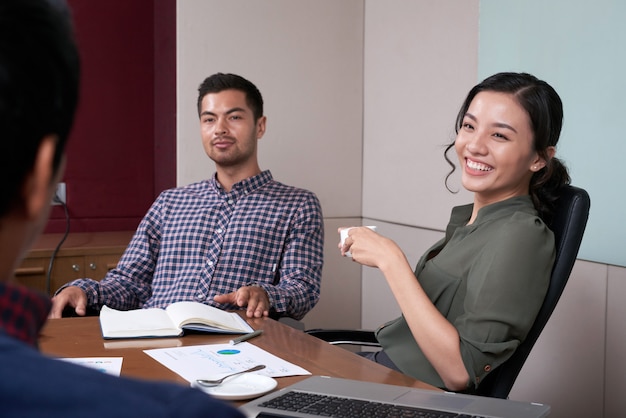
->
[[66, 171, 324, 320]]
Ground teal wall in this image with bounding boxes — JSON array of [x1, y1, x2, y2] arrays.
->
[[479, 0, 626, 267]]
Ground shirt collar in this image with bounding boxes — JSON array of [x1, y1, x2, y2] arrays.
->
[[0, 282, 51, 347], [449, 195, 536, 231], [209, 170, 274, 199]]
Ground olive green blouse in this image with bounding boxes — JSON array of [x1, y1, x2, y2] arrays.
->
[[375, 195, 555, 391]]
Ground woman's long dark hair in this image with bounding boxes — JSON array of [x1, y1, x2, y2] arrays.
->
[[444, 72, 570, 222]]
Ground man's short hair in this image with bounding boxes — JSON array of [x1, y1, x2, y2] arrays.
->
[[0, 0, 80, 216], [197, 73, 264, 120]]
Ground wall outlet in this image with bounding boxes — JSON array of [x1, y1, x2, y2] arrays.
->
[[53, 182, 66, 205]]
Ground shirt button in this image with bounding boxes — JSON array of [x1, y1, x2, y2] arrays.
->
[[207, 260, 214, 266], [216, 228, 223, 234], [196, 294, 205, 300], [228, 199, 234, 204], [484, 365, 492, 372]]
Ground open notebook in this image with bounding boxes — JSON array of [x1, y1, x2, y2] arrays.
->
[[239, 376, 550, 418]]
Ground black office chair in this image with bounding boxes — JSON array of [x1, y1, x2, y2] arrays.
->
[[305, 185, 590, 399]]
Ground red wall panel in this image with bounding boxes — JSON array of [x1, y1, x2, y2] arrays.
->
[[45, 0, 175, 233]]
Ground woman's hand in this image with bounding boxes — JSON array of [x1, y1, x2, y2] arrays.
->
[[338, 226, 405, 271], [338, 226, 470, 390]]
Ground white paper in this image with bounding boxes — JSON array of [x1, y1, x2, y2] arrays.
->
[[144, 342, 310, 382], [60, 357, 123, 376]]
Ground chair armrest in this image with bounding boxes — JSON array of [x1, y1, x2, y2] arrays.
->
[[305, 329, 381, 347], [61, 305, 100, 317]]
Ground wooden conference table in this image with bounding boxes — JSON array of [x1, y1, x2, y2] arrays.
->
[[39, 315, 439, 406]]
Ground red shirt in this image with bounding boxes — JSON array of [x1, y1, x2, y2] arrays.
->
[[0, 282, 50, 347]]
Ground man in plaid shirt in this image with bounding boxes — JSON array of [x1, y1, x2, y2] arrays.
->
[[50, 73, 324, 321]]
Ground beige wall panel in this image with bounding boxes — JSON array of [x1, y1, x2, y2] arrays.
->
[[509, 260, 606, 417], [176, 0, 364, 218], [362, 0, 477, 230], [605, 264, 626, 418], [304, 218, 363, 330]]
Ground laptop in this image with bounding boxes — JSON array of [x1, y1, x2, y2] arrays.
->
[[239, 376, 550, 418]]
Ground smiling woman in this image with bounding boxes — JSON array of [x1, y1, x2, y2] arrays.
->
[[447, 72, 570, 225], [338, 72, 570, 393], [455, 91, 549, 221]]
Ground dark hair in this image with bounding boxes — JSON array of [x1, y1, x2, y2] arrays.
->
[[0, 0, 80, 217], [444, 72, 570, 221], [197, 73, 264, 120]]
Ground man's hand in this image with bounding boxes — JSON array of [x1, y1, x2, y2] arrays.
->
[[214, 285, 270, 318], [49, 286, 88, 319]]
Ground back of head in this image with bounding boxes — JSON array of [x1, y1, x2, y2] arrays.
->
[[197, 73, 263, 120], [0, 0, 80, 217], [453, 72, 570, 221]]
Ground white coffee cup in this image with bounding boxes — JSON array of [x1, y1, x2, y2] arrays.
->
[[340, 225, 377, 257]]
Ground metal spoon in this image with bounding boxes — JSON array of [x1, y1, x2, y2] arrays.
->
[[195, 364, 266, 387]]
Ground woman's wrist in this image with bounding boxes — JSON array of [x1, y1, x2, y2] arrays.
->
[[377, 238, 410, 275]]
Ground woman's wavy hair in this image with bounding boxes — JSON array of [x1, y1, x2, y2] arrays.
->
[[444, 72, 570, 222]]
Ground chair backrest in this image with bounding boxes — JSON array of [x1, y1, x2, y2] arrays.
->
[[475, 185, 591, 398]]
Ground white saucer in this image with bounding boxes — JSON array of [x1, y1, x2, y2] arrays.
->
[[191, 374, 278, 401]]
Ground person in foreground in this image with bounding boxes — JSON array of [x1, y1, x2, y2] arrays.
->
[[0, 1, 243, 416], [50, 72, 324, 320], [340, 72, 570, 393]]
